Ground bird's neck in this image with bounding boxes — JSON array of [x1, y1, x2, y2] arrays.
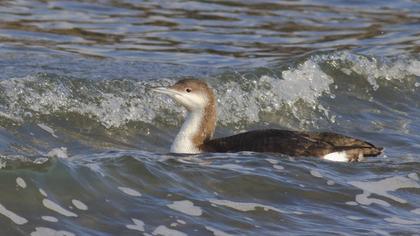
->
[[170, 102, 216, 154]]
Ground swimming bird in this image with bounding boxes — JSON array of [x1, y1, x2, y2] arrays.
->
[[152, 79, 383, 162]]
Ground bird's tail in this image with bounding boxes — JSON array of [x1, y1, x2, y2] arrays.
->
[[339, 145, 383, 162]]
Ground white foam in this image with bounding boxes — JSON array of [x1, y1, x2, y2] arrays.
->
[[217, 59, 333, 126], [0, 76, 175, 128], [323, 152, 348, 162], [205, 226, 233, 236], [152, 225, 187, 236], [126, 218, 145, 232], [176, 219, 186, 224], [346, 216, 363, 221], [346, 53, 420, 90], [385, 216, 420, 225], [0, 203, 28, 225], [42, 216, 58, 222], [16, 177, 27, 188], [33, 157, 49, 164], [118, 187, 142, 197], [167, 200, 202, 216], [42, 199, 77, 217], [265, 158, 278, 164], [71, 199, 88, 211], [214, 164, 252, 171], [310, 170, 323, 178], [37, 123, 58, 138], [0, 110, 23, 122], [39, 188, 48, 197], [408, 173, 419, 181], [273, 165, 284, 170], [30, 227, 75, 236], [264, 159, 285, 170], [345, 201, 358, 206], [349, 175, 420, 206], [327, 180, 335, 185], [411, 208, 420, 215], [47, 147, 68, 158], [85, 163, 105, 177], [0, 160, 6, 169], [372, 229, 390, 236], [208, 199, 284, 213], [1, 55, 418, 129]]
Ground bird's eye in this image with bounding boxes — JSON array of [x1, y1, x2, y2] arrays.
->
[[186, 88, 192, 93]]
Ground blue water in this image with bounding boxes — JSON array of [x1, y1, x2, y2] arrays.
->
[[0, 0, 419, 235]]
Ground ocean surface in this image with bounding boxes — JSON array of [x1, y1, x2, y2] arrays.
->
[[1, 0, 420, 235]]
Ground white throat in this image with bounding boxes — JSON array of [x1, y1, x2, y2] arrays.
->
[[171, 109, 204, 154]]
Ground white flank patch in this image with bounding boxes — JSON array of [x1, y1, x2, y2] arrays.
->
[[16, 177, 27, 188], [47, 147, 68, 158], [42, 216, 58, 222], [167, 200, 202, 216], [118, 187, 142, 197], [323, 151, 348, 162], [0, 203, 28, 225], [208, 199, 285, 213], [30, 227, 75, 236], [71, 199, 88, 211], [205, 226, 233, 236], [42, 199, 77, 217], [37, 124, 58, 138], [152, 225, 187, 236], [126, 218, 145, 232]]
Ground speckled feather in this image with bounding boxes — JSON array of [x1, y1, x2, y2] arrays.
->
[[202, 129, 383, 161]]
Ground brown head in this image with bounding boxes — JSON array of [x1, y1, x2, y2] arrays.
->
[[152, 79, 217, 149]]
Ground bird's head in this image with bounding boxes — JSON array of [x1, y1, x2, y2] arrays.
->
[[152, 79, 214, 112]]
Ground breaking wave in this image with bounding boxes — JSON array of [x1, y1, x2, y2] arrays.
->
[[0, 51, 418, 132]]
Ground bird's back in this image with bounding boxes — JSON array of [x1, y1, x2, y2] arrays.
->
[[202, 129, 382, 161]]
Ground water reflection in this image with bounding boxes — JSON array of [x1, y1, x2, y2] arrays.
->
[[0, 0, 419, 65]]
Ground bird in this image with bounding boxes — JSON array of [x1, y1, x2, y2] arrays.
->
[[152, 79, 383, 162]]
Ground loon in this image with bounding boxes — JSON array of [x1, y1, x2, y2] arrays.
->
[[152, 79, 383, 162]]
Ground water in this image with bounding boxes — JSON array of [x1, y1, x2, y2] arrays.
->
[[0, 0, 420, 235]]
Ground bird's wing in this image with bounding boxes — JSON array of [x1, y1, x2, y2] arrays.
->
[[202, 129, 382, 158]]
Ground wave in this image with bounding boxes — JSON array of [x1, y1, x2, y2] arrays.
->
[[0, 51, 418, 130]]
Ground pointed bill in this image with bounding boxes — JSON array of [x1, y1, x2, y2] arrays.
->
[[151, 87, 179, 97]]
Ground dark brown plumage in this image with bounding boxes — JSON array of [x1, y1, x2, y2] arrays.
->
[[202, 129, 383, 162], [153, 79, 383, 162]]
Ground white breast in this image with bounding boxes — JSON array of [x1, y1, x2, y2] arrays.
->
[[170, 110, 203, 154]]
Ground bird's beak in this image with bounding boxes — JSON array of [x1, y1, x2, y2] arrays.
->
[[151, 86, 179, 97]]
